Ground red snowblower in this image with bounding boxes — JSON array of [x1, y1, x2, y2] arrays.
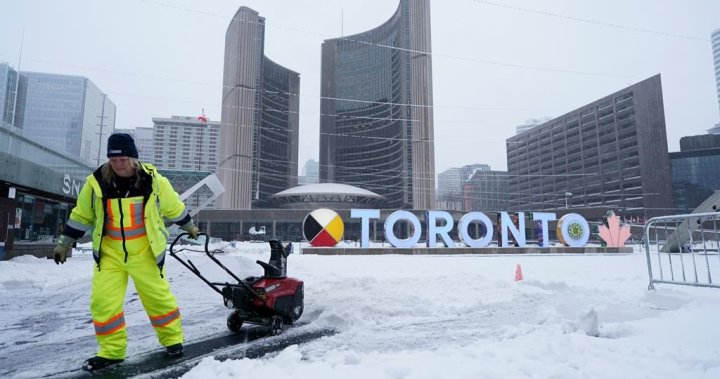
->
[[169, 233, 304, 335]]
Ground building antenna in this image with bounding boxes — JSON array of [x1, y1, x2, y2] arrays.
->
[[96, 94, 107, 166], [341, 9, 344, 37], [10, 29, 24, 129]]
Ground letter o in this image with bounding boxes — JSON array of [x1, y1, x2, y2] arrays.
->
[[458, 212, 493, 248], [556, 213, 590, 247], [384, 210, 421, 248]]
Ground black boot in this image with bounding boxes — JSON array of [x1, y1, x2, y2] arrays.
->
[[166, 343, 184, 357], [82, 356, 124, 372]]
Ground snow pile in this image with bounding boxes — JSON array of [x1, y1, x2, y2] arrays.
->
[[1, 244, 720, 378]]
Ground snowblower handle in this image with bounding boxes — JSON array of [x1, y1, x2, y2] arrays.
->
[[167, 232, 224, 296], [168, 233, 255, 299], [169, 232, 210, 255]]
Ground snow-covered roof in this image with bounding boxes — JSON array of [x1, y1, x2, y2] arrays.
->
[[272, 183, 383, 198]]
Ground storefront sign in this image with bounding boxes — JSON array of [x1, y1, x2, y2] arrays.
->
[[62, 175, 83, 197]]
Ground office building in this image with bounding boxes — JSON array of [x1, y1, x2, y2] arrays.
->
[[462, 170, 509, 212], [437, 164, 490, 210], [152, 116, 221, 211], [506, 75, 674, 219], [299, 159, 319, 185], [151, 116, 220, 172], [219, 7, 300, 209], [437, 168, 463, 201], [319, 0, 436, 209], [3, 68, 116, 167], [516, 118, 552, 135], [670, 133, 720, 212]]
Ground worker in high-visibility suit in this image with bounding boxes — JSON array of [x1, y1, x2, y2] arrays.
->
[[53, 133, 200, 372]]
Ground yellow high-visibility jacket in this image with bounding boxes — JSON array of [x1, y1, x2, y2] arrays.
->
[[65, 162, 189, 270]]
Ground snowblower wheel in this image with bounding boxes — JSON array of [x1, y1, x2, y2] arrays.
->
[[287, 304, 303, 325], [227, 310, 244, 332], [268, 316, 283, 336], [284, 283, 304, 325]]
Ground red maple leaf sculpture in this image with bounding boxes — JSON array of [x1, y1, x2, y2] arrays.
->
[[598, 212, 631, 247]]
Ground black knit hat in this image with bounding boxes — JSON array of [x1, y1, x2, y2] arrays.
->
[[107, 133, 139, 158]]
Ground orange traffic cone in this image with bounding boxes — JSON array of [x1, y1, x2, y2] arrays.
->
[[515, 264, 524, 281]]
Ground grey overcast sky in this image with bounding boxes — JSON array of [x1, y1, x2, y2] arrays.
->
[[1, 0, 719, 177]]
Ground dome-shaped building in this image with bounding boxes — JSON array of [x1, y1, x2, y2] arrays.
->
[[271, 183, 385, 209]]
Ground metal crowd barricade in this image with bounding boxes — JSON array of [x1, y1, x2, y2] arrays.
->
[[644, 212, 720, 290]]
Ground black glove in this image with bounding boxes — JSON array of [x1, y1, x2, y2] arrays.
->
[[54, 235, 75, 265], [53, 245, 70, 264]]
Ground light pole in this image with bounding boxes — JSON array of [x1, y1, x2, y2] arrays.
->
[[95, 94, 107, 166], [564, 192, 572, 209], [196, 110, 208, 214]]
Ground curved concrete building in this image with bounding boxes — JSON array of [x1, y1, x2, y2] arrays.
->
[[319, 0, 435, 209], [219, 7, 300, 209]]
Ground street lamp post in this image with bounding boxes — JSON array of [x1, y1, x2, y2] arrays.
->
[[196, 110, 209, 217], [565, 192, 572, 209]]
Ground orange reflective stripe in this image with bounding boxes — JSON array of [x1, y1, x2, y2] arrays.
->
[[106, 199, 114, 221], [129, 199, 136, 225], [149, 307, 180, 328], [104, 197, 147, 240], [94, 312, 126, 336]]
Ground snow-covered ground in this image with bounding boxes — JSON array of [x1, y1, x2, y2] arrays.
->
[[1, 241, 720, 378]]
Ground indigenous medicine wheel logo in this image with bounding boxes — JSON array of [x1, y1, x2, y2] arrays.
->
[[303, 208, 344, 247]]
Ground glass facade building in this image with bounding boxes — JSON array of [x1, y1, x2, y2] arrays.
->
[[670, 134, 720, 212], [506, 75, 674, 220], [219, 7, 300, 209], [0, 63, 19, 126], [319, 0, 436, 210], [1, 120, 92, 257], [670, 151, 720, 212], [299, 159, 319, 185], [0, 65, 115, 258], [462, 170, 510, 212], [14, 71, 116, 167]]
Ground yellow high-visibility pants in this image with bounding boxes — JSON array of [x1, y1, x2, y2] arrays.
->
[[90, 239, 183, 359]]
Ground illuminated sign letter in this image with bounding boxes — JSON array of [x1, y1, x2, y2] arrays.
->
[[426, 211, 454, 247], [501, 212, 526, 247], [458, 212, 493, 248], [556, 213, 590, 247], [384, 210, 421, 248], [532, 212, 556, 248], [351, 209, 380, 248]]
